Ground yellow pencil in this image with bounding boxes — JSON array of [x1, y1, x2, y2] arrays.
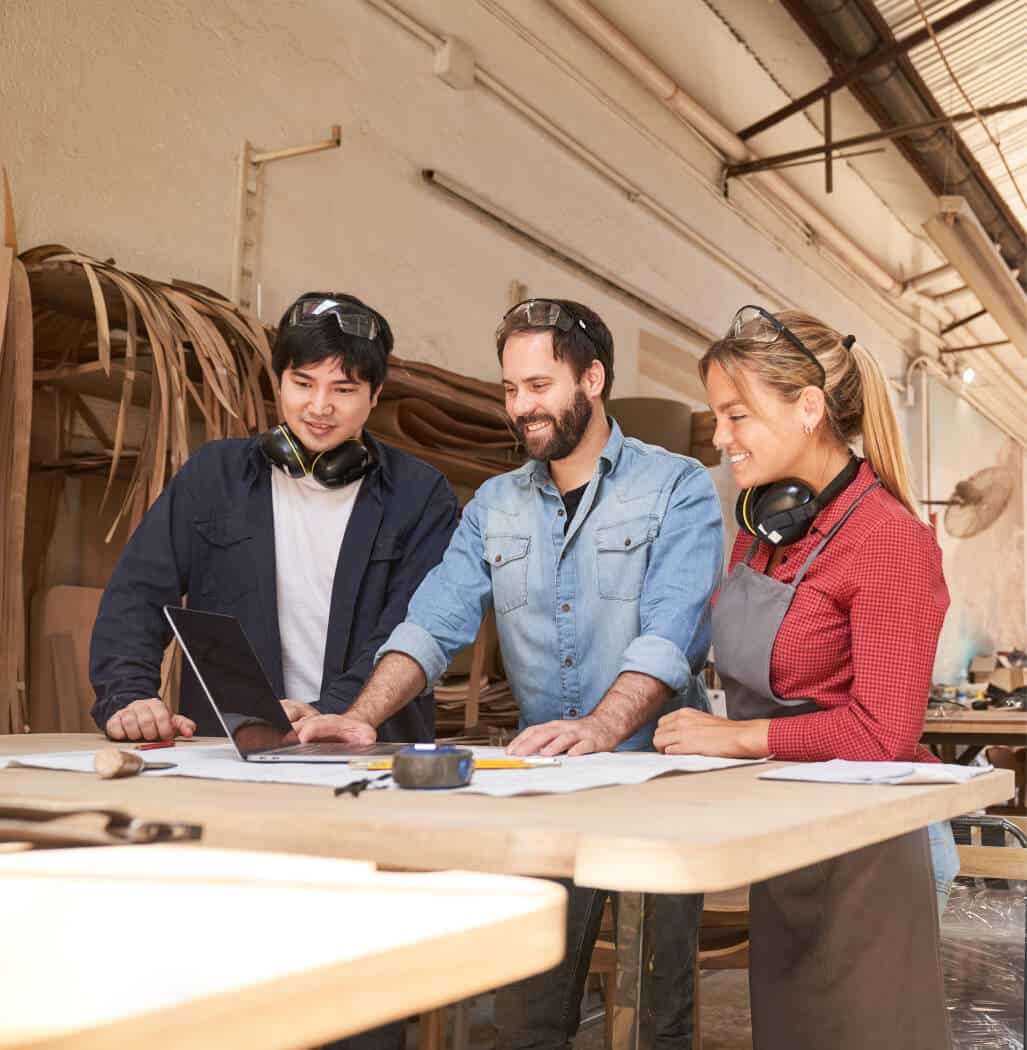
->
[[364, 757, 560, 771]]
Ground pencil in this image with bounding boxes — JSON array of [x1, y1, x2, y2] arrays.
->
[[364, 757, 561, 771]]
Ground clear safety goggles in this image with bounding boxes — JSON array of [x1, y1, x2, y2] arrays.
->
[[495, 299, 588, 345], [726, 305, 826, 387], [286, 296, 381, 342]]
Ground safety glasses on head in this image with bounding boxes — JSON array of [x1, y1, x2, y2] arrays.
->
[[495, 299, 590, 347], [286, 296, 381, 342], [726, 305, 826, 388]]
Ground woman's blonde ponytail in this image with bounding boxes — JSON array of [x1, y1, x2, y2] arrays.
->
[[848, 342, 918, 516]]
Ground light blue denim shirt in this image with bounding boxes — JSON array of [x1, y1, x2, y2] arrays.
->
[[379, 420, 724, 750]]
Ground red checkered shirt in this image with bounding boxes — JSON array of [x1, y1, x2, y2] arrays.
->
[[723, 461, 949, 762]]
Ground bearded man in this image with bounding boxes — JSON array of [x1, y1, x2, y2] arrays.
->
[[292, 298, 723, 1050]]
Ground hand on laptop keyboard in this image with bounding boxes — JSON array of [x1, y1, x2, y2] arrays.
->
[[281, 699, 318, 723], [295, 713, 377, 747]]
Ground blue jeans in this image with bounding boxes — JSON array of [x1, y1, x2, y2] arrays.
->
[[927, 819, 960, 917]]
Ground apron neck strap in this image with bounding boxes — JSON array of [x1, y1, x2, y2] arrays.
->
[[791, 480, 881, 587]]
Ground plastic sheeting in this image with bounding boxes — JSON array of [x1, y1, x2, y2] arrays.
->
[[942, 879, 1025, 1050]]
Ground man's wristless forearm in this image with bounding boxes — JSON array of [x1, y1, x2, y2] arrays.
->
[[591, 672, 672, 743], [348, 652, 426, 727]]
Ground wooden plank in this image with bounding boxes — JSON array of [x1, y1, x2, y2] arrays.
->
[[0, 261, 33, 732], [27, 589, 104, 734], [957, 844, 1027, 880]]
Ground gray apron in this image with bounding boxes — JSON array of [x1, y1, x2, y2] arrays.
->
[[713, 482, 951, 1050]]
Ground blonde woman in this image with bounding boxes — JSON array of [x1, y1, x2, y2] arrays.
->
[[654, 307, 956, 1050]]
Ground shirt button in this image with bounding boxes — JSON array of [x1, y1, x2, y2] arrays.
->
[[557, 509, 565, 518], [564, 657, 573, 667], [494, 554, 502, 564], [562, 603, 570, 613], [624, 537, 631, 546], [568, 707, 578, 717]]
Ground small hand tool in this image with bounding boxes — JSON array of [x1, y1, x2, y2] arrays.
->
[[94, 750, 177, 779]]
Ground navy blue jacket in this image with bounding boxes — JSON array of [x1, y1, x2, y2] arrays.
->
[[90, 433, 458, 740]]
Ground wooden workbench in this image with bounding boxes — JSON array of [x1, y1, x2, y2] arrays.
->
[[0, 734, 1013, 894], [1, 733, 1015, 1050], [921, 706, 1026, 763], [0, 845, 565, 1050]]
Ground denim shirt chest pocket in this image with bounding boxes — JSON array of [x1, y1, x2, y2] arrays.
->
[[594, 514, 657, 600], [483, 534, 531, 614], [193, 515, 256, 604]]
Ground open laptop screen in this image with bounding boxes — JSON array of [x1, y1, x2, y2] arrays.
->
[[164, 606, 296, 757]]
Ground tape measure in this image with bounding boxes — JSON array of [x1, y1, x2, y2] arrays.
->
[[391, 745, 474, 789]]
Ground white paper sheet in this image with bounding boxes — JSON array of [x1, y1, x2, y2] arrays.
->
[[760, 759, 994, 786], [0, 745, 763, 796]]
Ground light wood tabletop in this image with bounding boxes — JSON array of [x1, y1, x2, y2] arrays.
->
[[0, 844, 565, 1050], [0, 734, 1015, 893]]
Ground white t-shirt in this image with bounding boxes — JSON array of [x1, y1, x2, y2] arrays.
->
[[271, 470, 363, 703]]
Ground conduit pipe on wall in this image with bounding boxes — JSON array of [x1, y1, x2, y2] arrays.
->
[[544, 0, 948, 322], [367, 0, 796, 310], [904, 355, 954, 508], [422, 168, 714, 346]]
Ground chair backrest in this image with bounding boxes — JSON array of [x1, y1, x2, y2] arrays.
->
[[951, 814, 1027, 880]]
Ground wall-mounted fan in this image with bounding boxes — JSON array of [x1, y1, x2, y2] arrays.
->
[[923, 466, 1015, 538]]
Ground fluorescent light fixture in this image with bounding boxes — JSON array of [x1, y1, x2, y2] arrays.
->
[[924, 196, 1027, 359], [961, 366, 975, 384]]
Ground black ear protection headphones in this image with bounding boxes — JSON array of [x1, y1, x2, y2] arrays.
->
[[735, 455, 861, 547], [259, 423, 375, 488]]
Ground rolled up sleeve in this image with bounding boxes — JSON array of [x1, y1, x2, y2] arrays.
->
[[617, 464, 723, 690]]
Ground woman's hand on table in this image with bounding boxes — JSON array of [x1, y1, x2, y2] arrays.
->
[[653, 709, 770, 759]]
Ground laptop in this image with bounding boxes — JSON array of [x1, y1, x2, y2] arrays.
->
[[163, 605, 406, 763]]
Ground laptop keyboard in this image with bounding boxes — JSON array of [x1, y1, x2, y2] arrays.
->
[[271, 743, 362, 756]]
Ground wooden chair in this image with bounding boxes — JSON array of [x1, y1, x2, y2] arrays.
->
[[985, 745, 1026, 814], [951, 813, 1027, 880], [693, 888, 750, 1050]]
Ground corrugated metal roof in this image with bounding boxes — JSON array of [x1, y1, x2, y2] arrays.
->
[[874, 0, 1027, 232]]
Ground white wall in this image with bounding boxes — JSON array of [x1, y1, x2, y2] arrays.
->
[[925, 378, 1025, 680], [3, 0, 1023, 680]]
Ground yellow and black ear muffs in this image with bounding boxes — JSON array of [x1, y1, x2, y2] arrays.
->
[[259, 423, 375, 488], [735, 455, 861, 547]]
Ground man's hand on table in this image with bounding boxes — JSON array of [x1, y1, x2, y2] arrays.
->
[[294, 713, 378, 747], [105, 698, 196, 741], [653, 709, 769, 758], [506, 714, 620, 757]]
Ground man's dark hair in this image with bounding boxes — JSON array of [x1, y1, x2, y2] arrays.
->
[[272, 292, 394, 392], [496, 299, 615, 401]]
